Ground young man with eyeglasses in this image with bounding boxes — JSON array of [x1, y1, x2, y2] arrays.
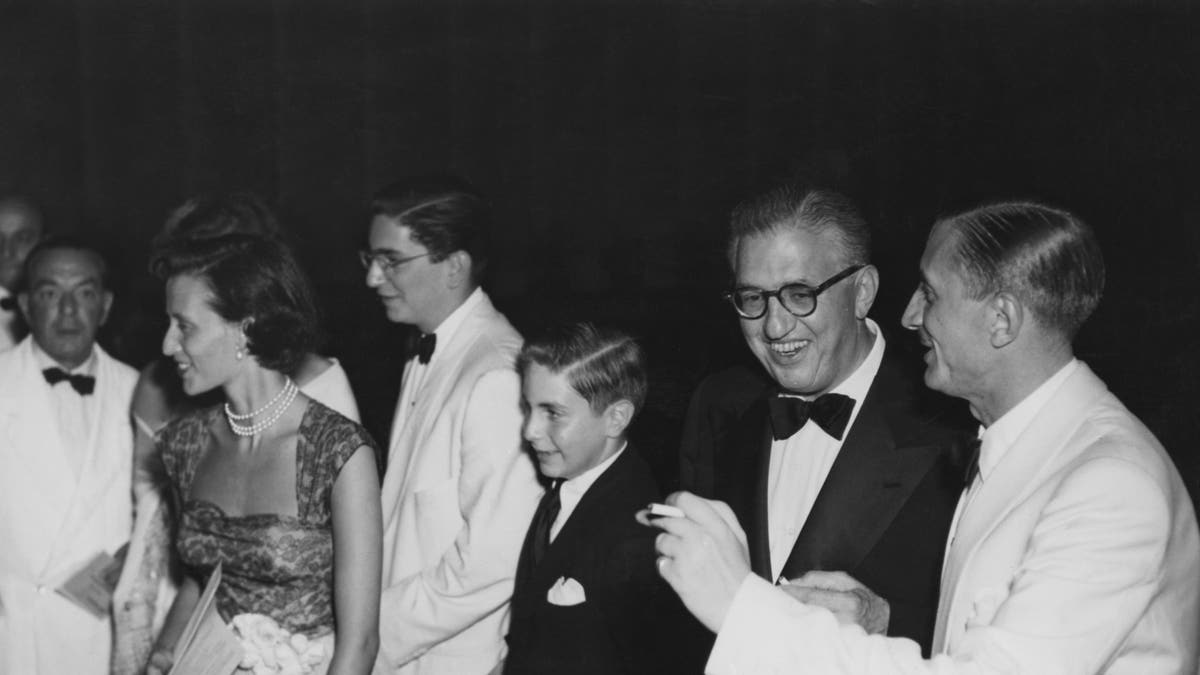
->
[[362, 176, 541, 675], [678, 184, 972, 656]]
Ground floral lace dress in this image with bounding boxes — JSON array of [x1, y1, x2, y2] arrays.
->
[[161, 400, 376, 640]]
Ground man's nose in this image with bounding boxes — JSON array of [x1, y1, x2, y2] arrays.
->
[[901, 290, 924, 330], [161, 326, 179, 356], [522, 414, 542, 442], [365, 259, 385, 287], [59, 292, 78, 316], [762, 295, 795, 339]]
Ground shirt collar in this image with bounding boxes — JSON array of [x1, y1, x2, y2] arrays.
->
[[826, 318, 885, 404], [424, 287, 485, 365], [560, 441, 627, 502], [31, 339, 97, 376], [976, 358, 1079, 482]]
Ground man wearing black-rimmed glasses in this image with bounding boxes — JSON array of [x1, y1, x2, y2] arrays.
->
[[362, 176, 541, 675], [678, 184, 972, 656]]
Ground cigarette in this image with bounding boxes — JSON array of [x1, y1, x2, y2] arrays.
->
[[647, 503, 685, 519]]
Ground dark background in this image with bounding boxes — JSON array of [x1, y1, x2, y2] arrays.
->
[[2, 0, 1197, 500]]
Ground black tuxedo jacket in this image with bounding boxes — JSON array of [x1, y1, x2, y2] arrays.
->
[[504, 446, 693, 675], [681, 354, 973, 655]]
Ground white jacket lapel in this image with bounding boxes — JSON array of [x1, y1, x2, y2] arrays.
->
[[46, 347, 132, 568], [935, 364, 1109, 650], [383, 296, 494, 503], [0, 340, 75, 576]]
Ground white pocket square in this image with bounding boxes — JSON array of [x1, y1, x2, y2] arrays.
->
[[546, 576, 586, 606]]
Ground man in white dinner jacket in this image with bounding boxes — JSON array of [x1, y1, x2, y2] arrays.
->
[[651, 201, 1200, 675], [0, 236, 138, 675], [363, 176, 541, 675]]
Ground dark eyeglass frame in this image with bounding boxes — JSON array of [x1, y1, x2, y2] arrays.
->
[[724, 264, 865, 319], [358, 249, 432, 275]]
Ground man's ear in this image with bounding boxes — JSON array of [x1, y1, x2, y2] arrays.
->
[[853, 265, 879, 319], [604, 399, 636, 438], [99, 290, 114, 327], [988, 292, 1022, 348], [445, 250, 472, 289]]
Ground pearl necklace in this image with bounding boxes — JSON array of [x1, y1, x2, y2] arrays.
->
[[225, 379, 299, 437], [224, 378, 296, 420]]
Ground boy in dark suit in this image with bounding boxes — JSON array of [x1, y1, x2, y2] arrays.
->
[[503, 322, 686, 675]]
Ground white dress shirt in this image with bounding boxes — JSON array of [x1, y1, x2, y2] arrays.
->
[[549, 443, 627, 543], [392, 287, 485, 436], [31, 341, 99, 480], [766, 319, 885, 580]]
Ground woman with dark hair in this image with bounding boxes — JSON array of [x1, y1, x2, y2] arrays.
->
[[144, 234, 381, 675], [112, 194, 362, 675], [134, 193, 360, 453]]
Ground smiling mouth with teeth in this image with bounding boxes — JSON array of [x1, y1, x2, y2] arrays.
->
[[769, 340, 809, 356]]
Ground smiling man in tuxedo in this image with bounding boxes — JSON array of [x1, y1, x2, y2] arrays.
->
[[656, 201, 1200, 674], [679, 184, 971, 654], [0, 236, 138, 674]]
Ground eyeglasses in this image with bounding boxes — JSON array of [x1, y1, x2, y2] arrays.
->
[[358, 249, 432, 275], [724, 265, 864, 319]]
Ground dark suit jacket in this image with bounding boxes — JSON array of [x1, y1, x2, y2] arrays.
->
[[680, 353, 973, 656], [504, 445, 692, 675]]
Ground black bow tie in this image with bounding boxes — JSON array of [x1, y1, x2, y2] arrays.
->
[[43, 367, 96, 395], [766, 390, 854, 441], [0, 296, 14, 312], [416, 333, 436, 364]]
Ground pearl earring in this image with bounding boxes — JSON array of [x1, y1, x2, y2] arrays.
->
[[235, 347, 245, 361]]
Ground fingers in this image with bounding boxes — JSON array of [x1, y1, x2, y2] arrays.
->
[[789, 570, 859, 592], [779, 583, 857, 613], [667, 491, 730, 532], [633, 507, 655, 527]]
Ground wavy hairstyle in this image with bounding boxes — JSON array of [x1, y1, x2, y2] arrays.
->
[[151, 234, 319, 373], [516, 322, 647, 417], [727, 183, 871, 270], [370, 175, 491, 286], [153, 192, 282, 250], [936, 201, 1105, 341]]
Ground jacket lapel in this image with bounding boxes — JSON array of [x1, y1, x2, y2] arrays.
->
[[934, 364, 1109, 649], [3, 340, 73, 491], [780, 389, 942, 580], [0, 340, 73, 575], [383, 296, 495, 501], [44, 348, 131, 571], [715, 401, 774, 579]]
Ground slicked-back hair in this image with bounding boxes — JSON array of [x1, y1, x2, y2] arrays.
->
[[20, 234, 110, 293], [937, 201, 1105, 341], [727, 184, 871, 270], [153, 192, 282, 250], [516, 322, 648, 417], [151, 234, 319, 374], [370, 176, 491, 286]]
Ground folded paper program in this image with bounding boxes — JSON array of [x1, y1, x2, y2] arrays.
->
[[546, 577, 586, 606]]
